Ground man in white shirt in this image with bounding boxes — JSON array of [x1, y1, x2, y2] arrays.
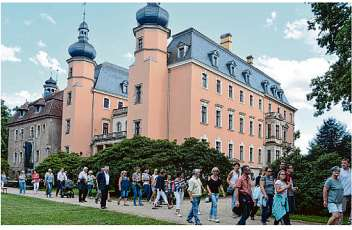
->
[[340, 158, 351, 224], [56, 168, 65, 198], [78, 167, 88, 202]]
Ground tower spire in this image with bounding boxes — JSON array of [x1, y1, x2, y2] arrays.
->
[[82, 2, 86, 22]]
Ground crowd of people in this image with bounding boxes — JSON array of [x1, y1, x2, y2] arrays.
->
[[0, 158, 350, 225]]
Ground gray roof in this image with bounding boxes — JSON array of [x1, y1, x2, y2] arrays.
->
[[167, 27, 294, 109], [94, 62, 128, 97]]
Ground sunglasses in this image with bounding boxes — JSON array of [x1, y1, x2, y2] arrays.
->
[[267, 170, 273, 172], [280, 174, 286, 176]]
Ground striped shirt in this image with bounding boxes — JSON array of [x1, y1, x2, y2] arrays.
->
[[174, 178, 186, 192]]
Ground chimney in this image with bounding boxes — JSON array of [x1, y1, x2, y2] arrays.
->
[[220, 33, 232, 50], [246, 55, 254, 65]]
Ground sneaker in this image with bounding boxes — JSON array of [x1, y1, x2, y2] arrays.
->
[[177, 213, 182, 217], [186, 219, 194, 224], [139, 203, 144, 206], [214, 219, 220, 223], [208, 218, 214, 222], [251, 216, 255, 220], [198, 211, 201, 215]]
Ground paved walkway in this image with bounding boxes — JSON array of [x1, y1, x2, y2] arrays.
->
[[4, 187, 313, 225]]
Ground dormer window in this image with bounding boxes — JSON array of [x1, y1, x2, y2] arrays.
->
[[277, 89, 284, 100], [208, 50, 219, 67], [35, 105, 42, 113], [226, 60, 236, 76], [271, 85, 278, 97], [261, 80, 269, 93], [19, 110, 25, 117], [242, 69, 251, 84], [177, 42, 188, 58], [120, 80, 128, 94]]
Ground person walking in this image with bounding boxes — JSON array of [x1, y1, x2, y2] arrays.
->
[[152, 169, 172, 209], [44, 169, 54, 198], [235, 165, 253, 225], [31, 170, 40, 194], [207, 167, 226, 223], [340, 158, 351, 224], [174, 172, 186, 217], [1, 171, 7, 188], [272, 170, 291, 225], [251, 167, 266, 220], [56, 168, 66, 198], [96, 166, 110, 209], [323, 166, 344, 225], [87, 170, 96, 199], [117, 170, 130, 206], [95, 168, 104, 204], [286, 164, 298, 215], [260, 167, 275, 225], [186, 169, 203, 225], [227, 162, 240, 216], [151, 169, 159, 202], [142, 169, 151, 202], [132, 167, 143, 206], [18, 170, 26, 194], [78, 167, 88, 203], [166, 174, 174, 206]]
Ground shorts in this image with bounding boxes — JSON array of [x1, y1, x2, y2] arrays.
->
[[151, 185, 156, 192], [328, 203, 343, 213], [121, 190, 129, 198], [342, 195, 351, 212]]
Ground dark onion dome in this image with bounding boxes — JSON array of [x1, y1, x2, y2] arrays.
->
[[136, 3, 169, 28], [44, 76, 57, 86], [68, 20, 96, 60]]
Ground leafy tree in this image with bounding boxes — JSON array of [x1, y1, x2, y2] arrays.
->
[[308, 118, 351, 160], [306, 3, 351, 116], [1, 100, 11, 160], [35, 152, 84, 180], [1, 157, 10, 174], [85, 136, 232, 187]]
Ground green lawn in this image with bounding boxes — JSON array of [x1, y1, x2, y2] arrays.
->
[[1, 194, 174, 225], [291, 214, 349, 224]]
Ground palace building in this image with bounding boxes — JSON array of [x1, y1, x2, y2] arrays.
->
[[8, 3, 296, 176]]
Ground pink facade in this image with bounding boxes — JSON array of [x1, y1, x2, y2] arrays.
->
[[59, 3, 296, 170]]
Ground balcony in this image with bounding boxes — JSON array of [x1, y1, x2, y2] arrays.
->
[[265, 112, 284, 121], [113, 107, 128, 117], [265, 135, 282, 145], [92, 131, 127, 144]]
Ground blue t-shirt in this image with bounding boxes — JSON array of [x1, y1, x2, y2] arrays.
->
[[325, 177, 344, 203]]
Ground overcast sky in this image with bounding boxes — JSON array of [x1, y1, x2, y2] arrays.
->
[[1, 2, 351, 154]]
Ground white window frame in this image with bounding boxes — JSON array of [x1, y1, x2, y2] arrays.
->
[[239, 143, 244, 161], [258, 148, 262, 164], [200, 134, 208, 142], [103, 97, 110, 109], [228, 84, 233, 99], [239, 115, 245, 134], [249, 145, 254, 163], [228, 110, 234, 131], [258, 122, 263, 138], [240, 90, 245, 104], [249, 118, 254, 136], [249, 95, 254, 107], [215, 106, 222, 128], [200, 101, 208, 124], [30, 126, 35, 138], [216, 79, 222, 95], [215, 138, 222, 153], [201, 72, 208, 89], [228, 141, 234, 159], [14, 129, 18, 141], [259, 98, 263, 111]]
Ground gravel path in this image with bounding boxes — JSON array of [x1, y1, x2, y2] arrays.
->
[[4, 187, 314, 225]]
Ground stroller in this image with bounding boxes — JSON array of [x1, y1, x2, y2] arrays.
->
[[62, 179, 75, 198]]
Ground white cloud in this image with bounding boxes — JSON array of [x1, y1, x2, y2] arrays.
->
[[37, 40, 47, 48], [123, 52, 134, 62], [265, 11, 277, 28], [2, 90, 41, 110], [254, 55, 350, 153], [30, 50, 65, 74], [40, 13, 56, 24], [284, 18, 324, 55], [1, 44, 21, 62], [24, 20, 32, 26]]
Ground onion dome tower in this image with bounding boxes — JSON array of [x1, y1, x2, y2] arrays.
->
[[43, 76, 58, 98], [136, 3, 169, 28], [67, 14, 96, 60]]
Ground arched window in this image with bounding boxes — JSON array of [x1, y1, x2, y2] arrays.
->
[[117, 122, 122, 132]]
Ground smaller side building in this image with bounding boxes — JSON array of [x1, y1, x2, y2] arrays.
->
[[7, 77, 63, 177]]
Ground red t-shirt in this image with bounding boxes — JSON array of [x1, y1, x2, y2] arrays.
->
[[32, 173, 40, 182], [235, 174, 252, 195]]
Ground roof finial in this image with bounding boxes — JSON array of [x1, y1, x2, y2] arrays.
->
[[82, 2, 86, 22]]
